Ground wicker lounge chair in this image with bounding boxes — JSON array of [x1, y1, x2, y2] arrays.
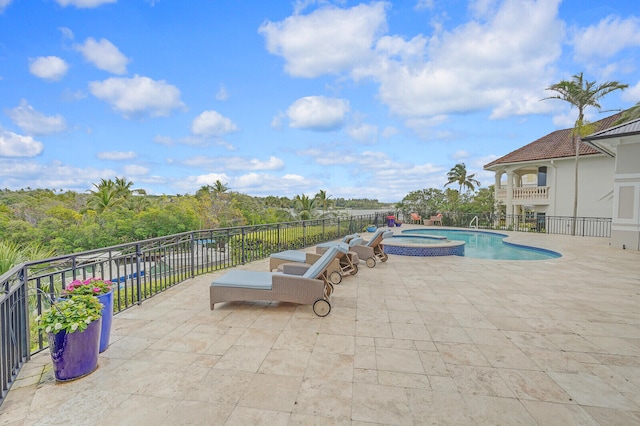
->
[[350, 229, 393, 267], [210, 245, 341, 316], [316, 238, 362, 276], [269, 244, 348, 284]]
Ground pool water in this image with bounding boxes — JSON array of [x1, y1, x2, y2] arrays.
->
[[400, 229, 561, 260]]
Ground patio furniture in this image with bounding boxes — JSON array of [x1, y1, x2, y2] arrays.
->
[[269, 244, 347, 284], [316, 238, 363, 276], [210, 245, 341, 317], [410, 213, 421, 224], [350, 230, 393, 267]]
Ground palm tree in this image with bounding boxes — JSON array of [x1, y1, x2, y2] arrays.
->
[[212, 180, 229, 194], [315, 189, 333, 214], [614, 101, 640, 125], [87, 185, 123, 212], [444, 163, 480, 193], [114, 177, 134, 198], [544, 72, 628, 234], [293, 194, 316, 220]]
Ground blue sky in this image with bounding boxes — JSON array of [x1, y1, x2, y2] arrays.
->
[[1, 0, 639, 202]]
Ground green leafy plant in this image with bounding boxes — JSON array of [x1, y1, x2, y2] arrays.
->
[[35, 295, 103, 334], [62, 278, 113, 296]]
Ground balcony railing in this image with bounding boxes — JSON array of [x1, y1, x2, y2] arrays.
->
[[0, 214, 384, 407], [513, 186, 549, 200], [495, 186, 549, 202]]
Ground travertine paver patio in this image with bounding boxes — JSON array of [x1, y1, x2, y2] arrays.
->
[[2, 228, 640, 425]]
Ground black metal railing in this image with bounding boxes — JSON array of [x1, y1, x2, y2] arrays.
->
[[0, 214, 384, 406], [423, 213, 611, 238]]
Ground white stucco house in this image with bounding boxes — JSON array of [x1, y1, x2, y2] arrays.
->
[[583, 118, 640, 250], [484, 113, 623, 222]]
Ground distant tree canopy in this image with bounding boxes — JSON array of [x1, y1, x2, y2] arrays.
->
[[0, 176, 494, 258]]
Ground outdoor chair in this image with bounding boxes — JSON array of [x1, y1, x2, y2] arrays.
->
[[315, 238, 363, 276], [350, 229, 393, 267], [269, 244, 347, 284], [210, 245, 341, 317]]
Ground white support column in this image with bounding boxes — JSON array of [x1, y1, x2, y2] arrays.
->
[[506, 170, 514, 224]]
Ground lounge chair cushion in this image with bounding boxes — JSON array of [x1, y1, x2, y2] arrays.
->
[[365, 229, 385, 247], [302, 245, 339, 279], [270, 250, 307, 263], [382, 231, 394, 239], [349, 237, 363, 247], [211, 270, 273, 290]]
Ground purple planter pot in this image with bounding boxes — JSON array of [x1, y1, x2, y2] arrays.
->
[[48, 317, 101, 381], [96, 290, 113, 353]]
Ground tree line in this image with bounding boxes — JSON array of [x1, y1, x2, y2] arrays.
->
[[0, 162, 496, 270], [0, 179, 392, 258]]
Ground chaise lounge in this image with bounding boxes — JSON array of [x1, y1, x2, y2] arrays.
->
[[350, 229, 394, 267], [210, 245, 341, 316], [268, 243, 349, 284], [315, 238, 362, 276]]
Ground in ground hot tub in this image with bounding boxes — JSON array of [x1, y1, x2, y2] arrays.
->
[[383, 235, 465, 257]]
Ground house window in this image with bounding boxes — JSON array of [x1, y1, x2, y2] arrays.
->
[[537, 166, 547, 186]]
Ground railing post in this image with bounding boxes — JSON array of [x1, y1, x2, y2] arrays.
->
[[241, 227, 247, 265], [135, 243, 142, 305], [189, 233, 196, 278], [303, 221, 307, 246]]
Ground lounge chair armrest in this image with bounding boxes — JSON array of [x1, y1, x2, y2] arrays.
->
[[279, 263, 310, 275], [305, 253, 322, 264]]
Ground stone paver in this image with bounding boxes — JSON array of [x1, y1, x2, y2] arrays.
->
[[2, 229, 640, 425]]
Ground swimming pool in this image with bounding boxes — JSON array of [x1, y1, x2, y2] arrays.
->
[[393, 229, 561, 260]]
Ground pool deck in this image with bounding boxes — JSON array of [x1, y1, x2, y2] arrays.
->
[[2, 227, 640, 425]]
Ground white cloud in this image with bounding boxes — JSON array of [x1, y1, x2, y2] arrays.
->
[[55, 0, 116, 8], [0, 159, 116, 191], [0, 0, 13, 13], [123, 164, 148, 175], [414, 0, 433, 11], [183, 155, 284, 171], [6, 100, 67, 135], [97, 151, 137, 160], [59, 26, 74, 40], [452, 150, 469, 160], [89, 75, 185, 118], [259, 2, 387, 78], [75, 37, 129, 74], [346, 123, 378, 144], [0, 130, 44, 157], [154, 135, 174, 146], [370, 0, 564, 119], [270, 111, 285, 130], [287, 96, 350, 131], [381, 126, 398, 138], [191, 110, 238, 137], [194, 173, 231, 187], [571, 16, 640, 63], [29, 56, 69, 81], [216, 85, 229, 101], [621, 81, 640, 103], [264, 0, 564, 122]]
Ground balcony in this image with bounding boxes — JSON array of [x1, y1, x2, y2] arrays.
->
[[496, 186, 550, 204]]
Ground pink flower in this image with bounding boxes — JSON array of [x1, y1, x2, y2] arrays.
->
[[93, 287, 101, 293]]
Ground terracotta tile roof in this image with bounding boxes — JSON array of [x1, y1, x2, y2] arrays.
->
[[484, 112, 625, 169]]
